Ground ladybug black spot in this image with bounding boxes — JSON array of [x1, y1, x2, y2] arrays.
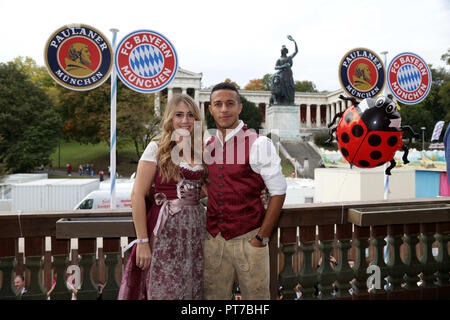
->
[[358, 160, 370, 167], [341, 132, 350, 143], [345, 112, 354, 123], [368, 134, 382, 147], [370, 151, 382, 160], [341, 148, 349, 157], [387, 136, 398, 146], [376, 162, 386, 167], [352, 125, 364, 137]]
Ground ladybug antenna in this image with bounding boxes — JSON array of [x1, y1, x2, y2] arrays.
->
[[339, 95, 359, 106]]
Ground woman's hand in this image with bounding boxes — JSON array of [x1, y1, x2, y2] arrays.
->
[[136, 242, 152, 270]]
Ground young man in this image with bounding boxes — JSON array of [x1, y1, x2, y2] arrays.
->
[[204, 82, 287, 299]]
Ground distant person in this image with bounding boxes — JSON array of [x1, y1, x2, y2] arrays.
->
[[99, 170, 104, 182], [79, 164, 83, 176], [67, 163, 72, 176], [90, 163, 94, 177], [14, 275, 27, 298]]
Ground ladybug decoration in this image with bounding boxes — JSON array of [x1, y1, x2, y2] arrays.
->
[[326, 95, 419, 175]]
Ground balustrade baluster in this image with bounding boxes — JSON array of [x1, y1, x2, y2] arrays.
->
[[278, 227, 297, 300], [386, 225, 406, 299], [50, 237, 72, 300], [403, 224, 422, 299], [102, 238, 121, 300], [77, 239, 98, 299], [369, 225, 388, 299], [334, 224, 353, 299], [22, 237, 46, 300], [352, 226, 370, 299], [420, 223, 438, 299], [317, 224, 336, 300], [298, 225, 316, 300], [0, 238, 18, 300], [435, 222, 450, 299]]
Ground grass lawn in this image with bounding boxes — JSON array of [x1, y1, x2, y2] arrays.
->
[[49, 139, 140, 178], [49, 140, 295, 178]]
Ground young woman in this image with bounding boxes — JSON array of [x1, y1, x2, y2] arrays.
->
[[118, 94, 207, 300]]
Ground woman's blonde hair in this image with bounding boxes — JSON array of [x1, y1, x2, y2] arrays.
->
[[154, 94, 207, 183]]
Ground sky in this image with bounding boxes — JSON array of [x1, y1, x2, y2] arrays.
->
[[0, 0, 449, 92]]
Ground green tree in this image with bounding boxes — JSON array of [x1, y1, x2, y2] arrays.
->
[[56, 80, 160, 159], [295, 80, 318, 92], [224, 78, 241, 89], [244, 79, 265, 91], [206, 96, 262, 130], [0, 62, 61, 172], [262, 73, 272, 91]]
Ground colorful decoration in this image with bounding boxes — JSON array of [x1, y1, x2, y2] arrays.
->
[[326, 95, 419, 175], [338, 48, 386, 101], [44, 24, 113, 91]]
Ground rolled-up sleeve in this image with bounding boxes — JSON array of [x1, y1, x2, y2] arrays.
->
[[249, 136, 287, 196]]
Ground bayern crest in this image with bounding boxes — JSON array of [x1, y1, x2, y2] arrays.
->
[[115, 30, 178, 93], [387, 52, 432, 104], [44, 24, 113, 91], [339, 48, 386, 100]]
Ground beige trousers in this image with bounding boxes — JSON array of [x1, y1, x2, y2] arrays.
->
[[203, 228, 270, 300]]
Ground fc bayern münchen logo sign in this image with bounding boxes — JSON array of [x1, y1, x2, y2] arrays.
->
[[387, 52, 432, 104], [339, 48, 386, 100], [115, 30, 178, 93], [44, 24, 113, 91]]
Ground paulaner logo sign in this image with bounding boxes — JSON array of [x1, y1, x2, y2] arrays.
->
[[339, 48, 386, 100], [115, 29, 178, 93], [44, 24, 113, 91]]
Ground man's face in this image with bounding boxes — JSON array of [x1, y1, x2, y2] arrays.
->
[[209, 89, 242, 131], [14, 277, 24, 290]]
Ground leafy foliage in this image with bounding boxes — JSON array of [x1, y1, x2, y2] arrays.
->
[[295, 80, 318, 92], [0, 62, 62, 172], [206, 96, 262, 130], [244, 79, 265, 91]]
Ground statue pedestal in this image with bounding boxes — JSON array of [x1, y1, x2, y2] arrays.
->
[[265, 105, 301, 141]]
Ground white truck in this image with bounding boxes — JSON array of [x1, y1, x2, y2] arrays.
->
[[73, 179, 134, 210]]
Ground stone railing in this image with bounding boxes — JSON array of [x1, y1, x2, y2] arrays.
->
[[273, 197, 450, 300], [0, 197, 449, 300]]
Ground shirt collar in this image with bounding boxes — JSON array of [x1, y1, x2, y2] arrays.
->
[[214, 120, 244, 146]]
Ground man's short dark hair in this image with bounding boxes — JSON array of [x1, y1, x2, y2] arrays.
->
[[210, 82, 241, 104]]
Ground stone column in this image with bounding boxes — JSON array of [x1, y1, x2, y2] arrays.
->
[[194, 89, 200, 105], [154, 92, 160, 117], [331, 102, 336, 119], [182, 87, 187, 95], [316, 105, 321, 128], [326, 104, 330, 125], [200, 102, 205, 121], [306, 104, 311, 128], [168, 88, 173, 101]]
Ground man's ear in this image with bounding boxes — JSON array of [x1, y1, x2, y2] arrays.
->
[[238, 103, 243, 115]]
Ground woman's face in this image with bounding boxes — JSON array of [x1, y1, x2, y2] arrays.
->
[[172, 101, 195, 135]]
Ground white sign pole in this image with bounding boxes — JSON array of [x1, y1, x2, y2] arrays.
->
[[381, 51, 390, 201], [110, 28, 119, 209]]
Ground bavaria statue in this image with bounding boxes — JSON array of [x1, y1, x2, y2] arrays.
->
[[270, 35, 298, 105]]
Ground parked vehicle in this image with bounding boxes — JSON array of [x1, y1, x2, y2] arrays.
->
[[74, 189, 132, 210]]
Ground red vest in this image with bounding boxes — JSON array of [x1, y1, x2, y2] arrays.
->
[[206, 125, 266, 240]]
